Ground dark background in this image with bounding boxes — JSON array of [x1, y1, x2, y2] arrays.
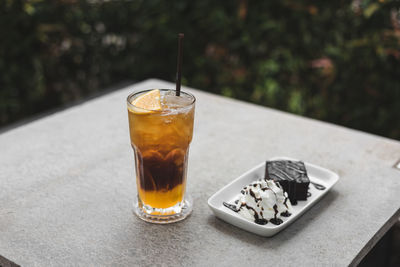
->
[[1, 0, 399, 139]]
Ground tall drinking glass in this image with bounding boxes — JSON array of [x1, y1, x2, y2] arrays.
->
[[127, 89, 195, 223]]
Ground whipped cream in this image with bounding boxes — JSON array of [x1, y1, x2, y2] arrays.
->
[[223, 179, 292, 225]]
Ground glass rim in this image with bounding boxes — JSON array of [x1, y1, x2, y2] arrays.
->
[[127, 89, 196, 112]]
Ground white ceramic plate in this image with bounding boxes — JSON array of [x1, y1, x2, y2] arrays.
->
[[207, 156, 339, 237]]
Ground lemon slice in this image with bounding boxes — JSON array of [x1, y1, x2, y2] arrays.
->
[[130, 89, 162, 113]]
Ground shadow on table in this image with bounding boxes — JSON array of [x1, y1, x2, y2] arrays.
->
[[206, 189, 339, 247], [119, 212, 199, 266]]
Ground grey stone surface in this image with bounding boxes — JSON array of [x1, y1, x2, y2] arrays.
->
[[1, 79, 399, 267]]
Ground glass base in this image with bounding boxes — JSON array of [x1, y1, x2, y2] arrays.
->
[[132, 196, 193, 224]]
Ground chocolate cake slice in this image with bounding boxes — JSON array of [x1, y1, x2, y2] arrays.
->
[[265, 160, 310, 204]]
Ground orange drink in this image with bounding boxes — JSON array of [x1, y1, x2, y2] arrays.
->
[[127, 89, 195, 223]]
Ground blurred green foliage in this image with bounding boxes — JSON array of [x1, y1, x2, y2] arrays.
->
[[1, 0, 399, 139]]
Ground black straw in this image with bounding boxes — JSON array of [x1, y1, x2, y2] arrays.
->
[[175, 33, 184, 96]]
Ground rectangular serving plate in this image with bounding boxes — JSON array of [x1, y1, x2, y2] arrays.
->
[[207, 156, 339, 237]]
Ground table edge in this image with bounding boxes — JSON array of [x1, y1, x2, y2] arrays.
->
[[349, 208, 400, 266]]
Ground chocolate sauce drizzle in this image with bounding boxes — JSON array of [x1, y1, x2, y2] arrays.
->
[[223, 201, 269, 225], [269, 204, 283, 225], [282, 195, 291, 217], [267, 161, 308, 182], [283, 191, 289, 209], [281, 211, 291, 217], [223, 202, 239, 212], [255, 218, 268, 225], [311, 182, 326, 190], [249, 188, 262, 202], [223, 181, 292, 226]]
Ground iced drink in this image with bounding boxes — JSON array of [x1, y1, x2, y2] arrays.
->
[[127, 89, 195, 223]]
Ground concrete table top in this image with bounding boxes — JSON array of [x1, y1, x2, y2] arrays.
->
[[1, 79, 399, 266]]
